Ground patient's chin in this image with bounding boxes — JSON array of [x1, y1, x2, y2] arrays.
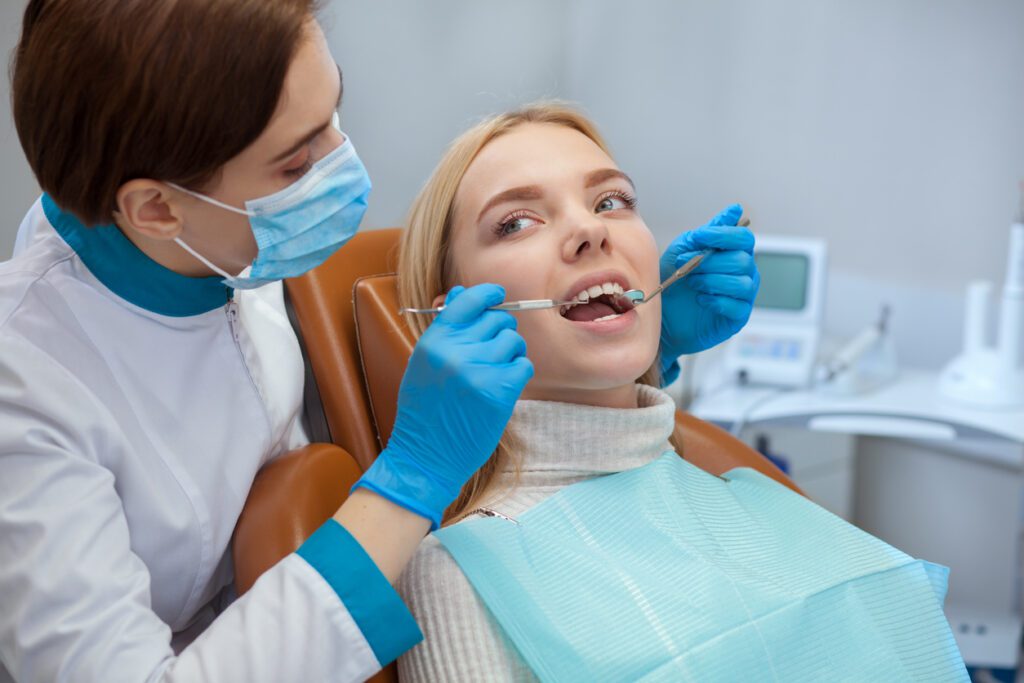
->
[[530, 352, 658, 396], [518, 314, 660, 397]]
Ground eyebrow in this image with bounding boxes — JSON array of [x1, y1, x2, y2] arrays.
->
[[585, 168, 635, 190], [476, 185, 544, 223], [475, 167, 636, 223], [270, 64, 345, 165]]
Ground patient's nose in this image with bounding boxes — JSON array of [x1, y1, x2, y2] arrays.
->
[[564, 214, 611, 261]]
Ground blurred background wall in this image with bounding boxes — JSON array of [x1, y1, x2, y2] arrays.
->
[[3, 0, 1023, 368], [0, 1, 40, 249]]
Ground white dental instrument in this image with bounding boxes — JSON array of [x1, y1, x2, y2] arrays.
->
[[400, 217, 747, 315], [818, 306, 890, 383]]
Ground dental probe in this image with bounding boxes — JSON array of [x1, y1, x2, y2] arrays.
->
[[400, 297, 583, 315]]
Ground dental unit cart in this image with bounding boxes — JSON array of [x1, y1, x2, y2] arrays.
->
[[723, 235, 828, 388]]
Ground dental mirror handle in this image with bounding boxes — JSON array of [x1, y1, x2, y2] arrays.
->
[[621, 251, 710, 306], [626, 215, 751, 305], [650, 251, 709, 301]]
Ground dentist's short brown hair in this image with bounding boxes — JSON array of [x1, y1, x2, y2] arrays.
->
[[11, 0, 318, 226]]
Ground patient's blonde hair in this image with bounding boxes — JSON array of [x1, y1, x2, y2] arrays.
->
[[398, 102, 664, 524]]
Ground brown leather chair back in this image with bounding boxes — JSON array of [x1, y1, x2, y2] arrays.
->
[[285, 228, 402, 470], [234, 443, 363, 595]]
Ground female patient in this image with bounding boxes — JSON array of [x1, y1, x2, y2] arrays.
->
[[395, 104, 966, 682]]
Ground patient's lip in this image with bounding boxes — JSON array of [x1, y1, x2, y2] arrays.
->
[[561, 270, 632, 303]]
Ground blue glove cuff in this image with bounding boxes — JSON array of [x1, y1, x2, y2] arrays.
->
[[352, 450, 462, 531]]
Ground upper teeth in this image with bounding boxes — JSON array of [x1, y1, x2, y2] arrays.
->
[[559, 282, 625, 315]]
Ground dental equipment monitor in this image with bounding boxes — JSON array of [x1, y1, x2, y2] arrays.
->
[[723, 235, 827, 387]]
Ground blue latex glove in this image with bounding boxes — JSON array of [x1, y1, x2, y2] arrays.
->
[[659, 203, 760, 384], [354, 284, 534, 529]]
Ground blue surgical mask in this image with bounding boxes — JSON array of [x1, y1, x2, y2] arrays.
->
[[170, 119, 370, 290]]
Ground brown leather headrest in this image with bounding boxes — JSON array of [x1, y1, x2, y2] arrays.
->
[[353, 274, 415, 448], [285, 229, 402, 471]]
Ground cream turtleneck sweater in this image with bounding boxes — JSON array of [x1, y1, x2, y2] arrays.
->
[[397, 384, 677, 683]]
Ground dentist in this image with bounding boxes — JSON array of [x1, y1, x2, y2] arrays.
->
[[0, 1, 756, 682]]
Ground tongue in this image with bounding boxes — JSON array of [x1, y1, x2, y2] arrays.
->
[[564, 300, 616, 322]]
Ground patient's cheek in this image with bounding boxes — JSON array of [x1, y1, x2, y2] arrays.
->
[[460, 256, 512, 289]]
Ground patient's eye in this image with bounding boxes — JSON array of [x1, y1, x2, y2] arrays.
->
[[596, 190, 637, 213], [494, 210, 541, 238]]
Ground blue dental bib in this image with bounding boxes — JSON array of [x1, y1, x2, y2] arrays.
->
[[435, 453, 966, 682]]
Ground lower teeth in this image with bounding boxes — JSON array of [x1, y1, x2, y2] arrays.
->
[[593, 313, 621, 322]]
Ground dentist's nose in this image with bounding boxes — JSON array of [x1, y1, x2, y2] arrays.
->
[[563, 213, 612, 262]]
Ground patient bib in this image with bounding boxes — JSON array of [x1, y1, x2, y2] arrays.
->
[[435, 453, 967, 682]]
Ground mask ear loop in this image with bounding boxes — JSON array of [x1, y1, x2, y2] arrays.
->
[[173, 237, 235, 281], [165, 182, 253, 281], [166, 182, 255, 217]]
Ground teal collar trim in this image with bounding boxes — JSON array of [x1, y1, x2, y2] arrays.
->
[[42, 194, 231, 317]]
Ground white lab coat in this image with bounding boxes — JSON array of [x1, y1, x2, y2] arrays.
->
[[0, 196, 421, 682]]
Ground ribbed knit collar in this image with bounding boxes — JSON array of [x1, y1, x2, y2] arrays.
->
[[503, 384, 676, 476]]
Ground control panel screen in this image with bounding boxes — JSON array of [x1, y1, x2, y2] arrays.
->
[[753, 252, 809, 311]]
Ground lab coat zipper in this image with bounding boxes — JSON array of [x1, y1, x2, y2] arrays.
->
[[224, 295, 275, 443], [226, 298, 240, 343]]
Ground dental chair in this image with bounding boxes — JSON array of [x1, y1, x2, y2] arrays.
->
[[232, 228, 800, 683]]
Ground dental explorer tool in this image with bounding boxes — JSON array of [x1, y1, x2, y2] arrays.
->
[[400, 297, 585, 315]]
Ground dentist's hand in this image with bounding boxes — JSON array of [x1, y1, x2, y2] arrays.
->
[[658, 203, 759, 384], [354, 284, 534, 529]]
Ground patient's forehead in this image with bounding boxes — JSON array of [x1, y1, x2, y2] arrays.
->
[[454, 123, 619, 221]]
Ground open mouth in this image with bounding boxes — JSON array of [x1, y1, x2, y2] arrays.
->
[[559, 282, 637, 323]]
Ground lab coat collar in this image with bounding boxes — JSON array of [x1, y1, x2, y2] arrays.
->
[[42, 193, 232, 317]]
